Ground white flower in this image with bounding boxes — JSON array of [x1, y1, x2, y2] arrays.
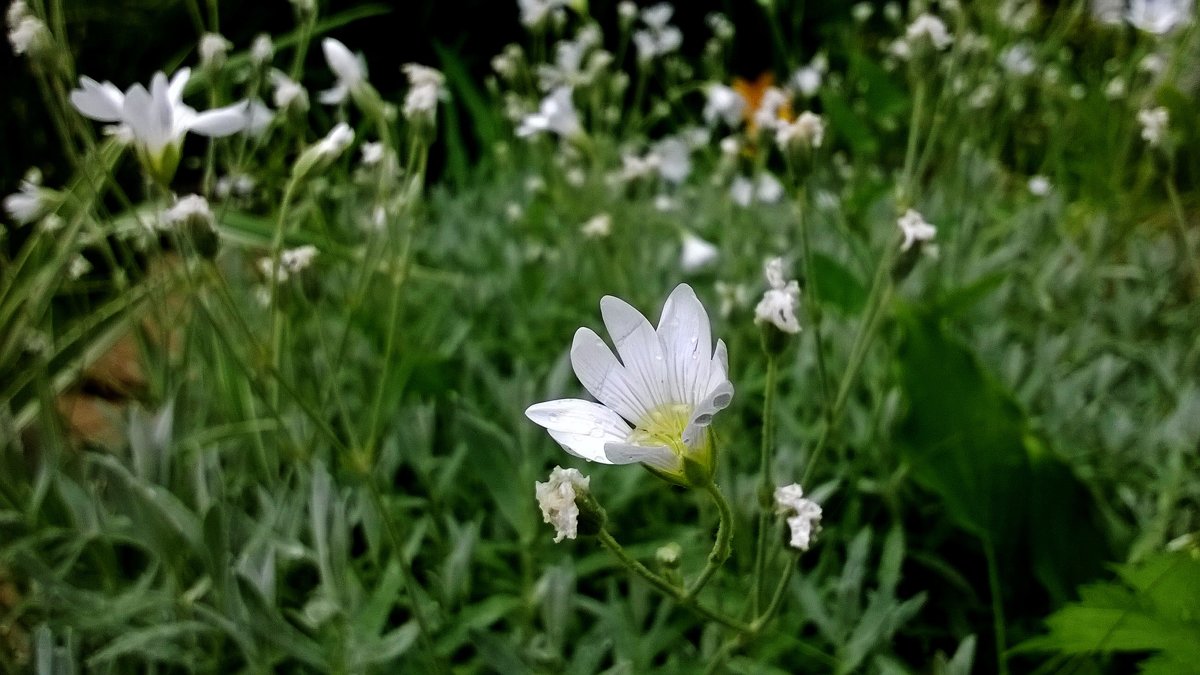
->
[[1138, 106, 1169, 146], [1104, 76, 1127, 99], [516, 87, 581, 139], [897, 208, 936, 251], [754, 257, 801, 334], [70, 68, 248, 179], [1139, 53, 1166, 75], [68, 254, 91, 280], [617, 1, 638, 22], [3, 173, 48, 223], [634, 3, 682, 62], [243, 99, 274, 137], [905, 14, 953, 50], [776, 111, 825, 151], [215, 173, 255, 199], [1127, 0, 1192, 34], [706, 12, 734, 39], [518, 0, 568, 28], [294, 122, 355, 178], [729, 174, 784, 207], [251, 34, 274, 67], [317, 123, 355, 160], [198, 32, 231, 69], [319, 38, 367, 105], [402, 63, 445, 122], [752, 87, 791, 134], [654, 194, 678, 212], [1028, 175, 1051, 197], [654, 137, 691, 184], [360, 141, 385, 166], [580, 213, 612, 239], [703, 83, 746, 127], [281, 245, 318, 273], [525, 284, 734, 484], [681, 232, 719, 272], [998, 42, 1036, 77], [7, 6, 47, 56], [7, 1, 48, 57], [774, 483, 823, 551], [270, 70, 309, 112], [534, 466, 590, 543], [164, 194, 213, 229], [791, 54, 827, 98], [1090, 0, 1125, 23], [852, 2, 874, 22], [756, 173, 784, 203], [715, 281, 752, 318]]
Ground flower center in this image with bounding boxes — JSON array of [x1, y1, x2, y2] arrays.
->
[[628, 403, 693, 457]]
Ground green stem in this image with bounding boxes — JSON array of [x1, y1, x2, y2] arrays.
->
[[366, 482, 447, 675], [596, 529, 752, 634], [685, 482, 735, 598], [754, 557, 795, 629], [751, 355, 778, 614], [793, 185, 832, 417], [802, 242, 896, 486], [984, 540, 1009, 675], [1164, 161, 1200, 292]]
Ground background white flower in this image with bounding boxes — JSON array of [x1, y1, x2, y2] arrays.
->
[[534, 466, 590, 542], [775, 483, 823, 551], [680, 232, 719, 272], [70, 68, 248, 178], [754, 257, 802, 334], [516, 87, 581, 139], [897, 208, 937, 251], [525, 284, 734, 482], [319, 38, 367, 105]]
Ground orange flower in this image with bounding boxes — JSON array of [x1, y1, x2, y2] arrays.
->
[[732, 72, 794, 134]]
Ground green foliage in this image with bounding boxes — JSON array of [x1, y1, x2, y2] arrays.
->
[[1018, 551, 1200, 674]]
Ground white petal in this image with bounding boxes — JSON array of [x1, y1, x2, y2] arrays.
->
[[319, 84, 349, 106], [168, 68, 191, 103], [122, 85, 170, 152], [70, 77, 125, 122], [570, 327, 655, 425], [656, 284, 713, 406], [682, 380, 734, 447], [526, 399, 632, 464], [602, 442, 677, 470], [322, 38, 362, 84], [600, 295, 670, 408], [189, 101, 249, 137], [705, 339, 730, 394]]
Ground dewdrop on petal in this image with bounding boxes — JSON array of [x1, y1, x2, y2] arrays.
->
[[534, 466, 591, 543], [774, 483, 823, 551]]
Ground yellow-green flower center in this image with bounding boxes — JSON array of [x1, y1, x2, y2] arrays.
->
[[628, 403, 693, 457]]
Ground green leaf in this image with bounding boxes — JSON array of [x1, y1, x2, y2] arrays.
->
[[809, 252, 868, 315], [895, 310, 1030, 547]]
